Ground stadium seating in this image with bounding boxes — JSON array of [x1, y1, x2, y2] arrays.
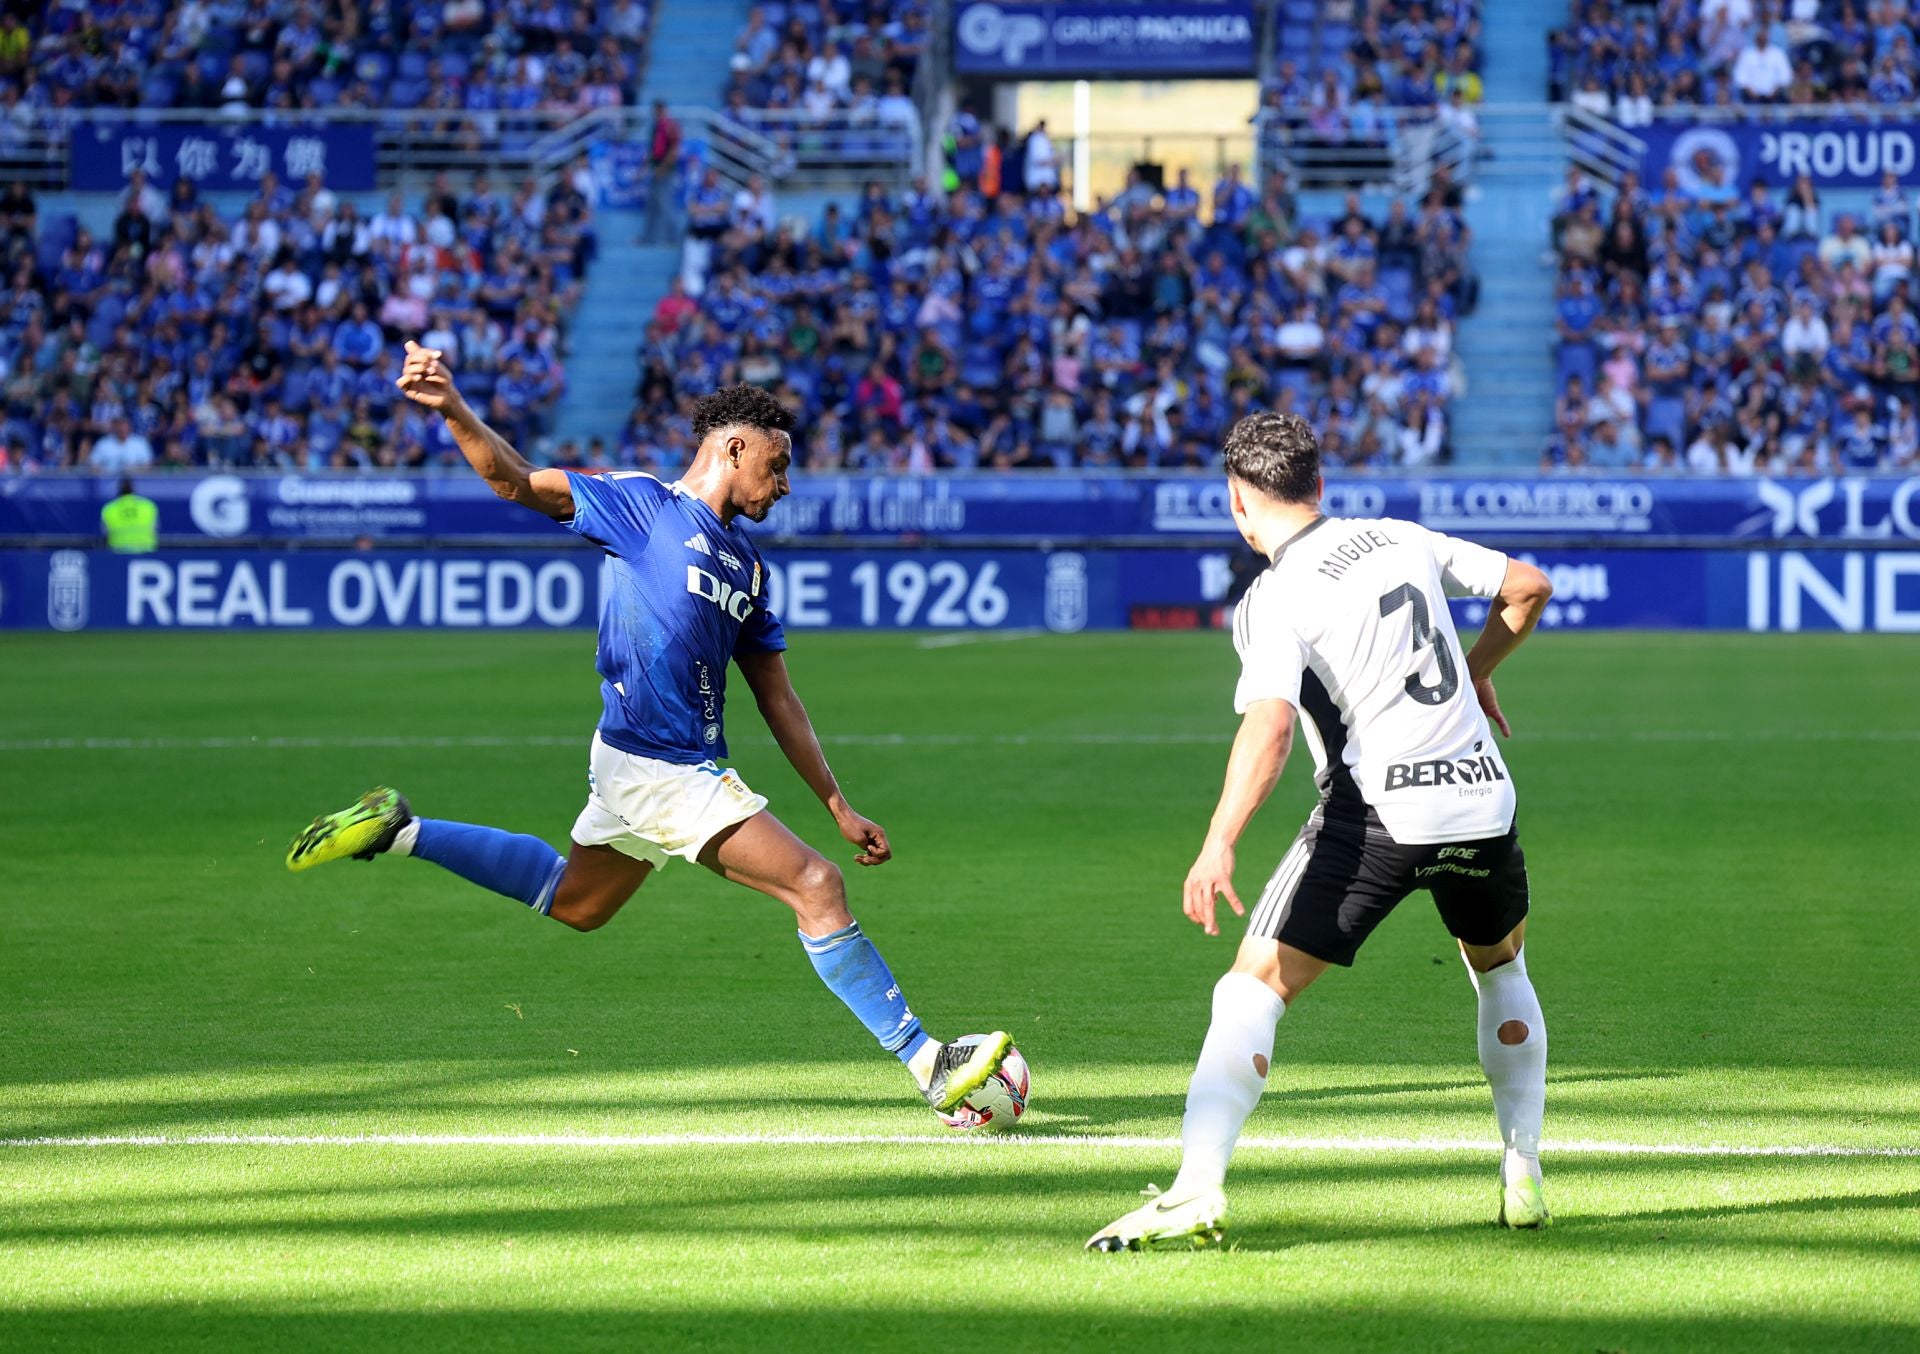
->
[[616, 173, 1479, 472], [1270, 0, 1486, 124], [1544, 165, 1919, 472], [1549, 0, 1915, 109], [2, 168, 599, 471], [22, 0, 651, 114], [721, 0, 927, 115]]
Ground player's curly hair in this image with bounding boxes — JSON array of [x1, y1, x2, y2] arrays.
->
[[690, 384, 796, 444], [1223, 411, 1321, 504]]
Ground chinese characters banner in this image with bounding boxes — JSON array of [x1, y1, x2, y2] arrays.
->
[[70, 121, 378, 192]]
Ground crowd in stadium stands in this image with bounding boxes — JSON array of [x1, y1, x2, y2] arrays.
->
[[1262, 0, 1485, 137], [10, 0, 650, 118], [1545, 165, 1919, 472], [615, 160, 1479, 473], [722, 0, 927, 118], [1551, 0, 1920, 112], [0, 165, 598, 473]]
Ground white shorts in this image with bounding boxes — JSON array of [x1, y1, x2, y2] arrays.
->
[[570, 732, 768, 870]]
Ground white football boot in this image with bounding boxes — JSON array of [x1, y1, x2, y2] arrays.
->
[[1086, 1183, 1229, 1252]]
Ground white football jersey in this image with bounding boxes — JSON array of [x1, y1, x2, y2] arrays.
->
[[1233, 516, 1515, 844]]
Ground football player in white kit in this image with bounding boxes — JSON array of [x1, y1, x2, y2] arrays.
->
[[1090, 412, 1557, 1251]]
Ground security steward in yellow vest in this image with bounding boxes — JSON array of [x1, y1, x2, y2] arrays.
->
[[101, 477, 158, 553]]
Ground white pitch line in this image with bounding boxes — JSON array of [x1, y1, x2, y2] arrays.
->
[[4, 730, 1919, 754], [2, 1132, 1915, 1158], [916, 628, 1046, 650]]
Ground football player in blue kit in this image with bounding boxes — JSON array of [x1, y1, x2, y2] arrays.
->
[[286, 342, 1013, 1115]]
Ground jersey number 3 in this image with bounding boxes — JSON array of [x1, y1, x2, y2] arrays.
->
[[1378, 583, 1460, 706]]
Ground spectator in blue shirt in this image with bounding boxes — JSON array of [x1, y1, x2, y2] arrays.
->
[[333, 302, 385, 368], [1556, 272, 1602, 384], [1870, 170, 1912, 241], [1835, 404, 1885, 470], [1869, 52, 1914, 103], [1871, 294, 1920, 349], [687, 169, 730, 239], [1211, 165, 1253, 230]]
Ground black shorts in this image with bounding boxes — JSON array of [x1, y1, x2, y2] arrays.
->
[[1246, 812, 1530, 967]]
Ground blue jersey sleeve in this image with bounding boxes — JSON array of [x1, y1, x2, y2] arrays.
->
[[563, 471, 669, 554], [735, 541, 787, 655], [736, 601, 786, 655]]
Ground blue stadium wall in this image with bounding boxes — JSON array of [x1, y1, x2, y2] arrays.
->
[[5, 473, 1920, 634]]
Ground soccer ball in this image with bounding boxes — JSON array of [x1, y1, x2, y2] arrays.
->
[[935, 1039, 1030, 1132]]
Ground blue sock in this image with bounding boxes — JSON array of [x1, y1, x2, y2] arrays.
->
[[798, 921, 931, 1064], [412, 819, 567, 916]]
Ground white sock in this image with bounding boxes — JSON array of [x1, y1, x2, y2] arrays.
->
[[906, 1039, 939, 1089], [389, 819, 420, 857], [1170, 972, 1287, 1196], [1467, 948, 1546, 1175]]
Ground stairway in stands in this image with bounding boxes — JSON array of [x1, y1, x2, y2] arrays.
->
[[641, 0, 751, 107], [552, 0, 758, 448], [1451, 0, 1564, 466], [553, 219, 673, 448]]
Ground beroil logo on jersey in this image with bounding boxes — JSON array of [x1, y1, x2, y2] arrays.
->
[[1384, 754, 1507, 792]]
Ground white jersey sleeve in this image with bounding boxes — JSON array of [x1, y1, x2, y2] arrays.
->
[[1424, 525, 1510, 600], [1231, 574, 1309, 713]]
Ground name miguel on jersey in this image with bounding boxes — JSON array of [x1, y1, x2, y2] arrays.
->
[[1314, 526, 1400, 581]]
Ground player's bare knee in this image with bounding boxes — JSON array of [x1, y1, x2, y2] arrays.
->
[[547, 878, 621, 932], [789, 855, 848, 927], [549, 897, 613, 932], [1228, 945, 1294, 1003], [1460, 937, 1521, 973]]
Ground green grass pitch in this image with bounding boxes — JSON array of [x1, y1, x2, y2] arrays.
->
[[3, 628, 1917, 1352]]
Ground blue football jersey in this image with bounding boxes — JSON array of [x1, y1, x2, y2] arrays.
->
[[564, 471, 786, 764]]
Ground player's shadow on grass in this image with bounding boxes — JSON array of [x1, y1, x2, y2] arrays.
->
[[1033, 1066, 1837, 1132], [4, 1301, 1910, 1352], [11, 1061, 1899, 1141], [6, 1156, 1912, 1253], [2, 1062, 920, 1139], [1231, 1185, 1920, 1254], [1263, 1067, 1661, 1103]]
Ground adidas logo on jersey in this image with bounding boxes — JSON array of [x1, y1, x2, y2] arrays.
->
[[684, 534, 712, 556]]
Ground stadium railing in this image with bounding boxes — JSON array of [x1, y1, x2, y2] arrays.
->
[[1645, 101, 1920, 126], [915, 0, 956, 186], [1254, 103, 1644, 195], [534, 106, 782, 195], [734, 108, 924, 190]]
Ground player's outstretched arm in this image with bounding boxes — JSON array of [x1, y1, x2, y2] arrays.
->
[[1184, 699, 1294, 936], [395, 340, 574, 520], [736, 650, 892, 867], [1463, 559, 1554, 737]]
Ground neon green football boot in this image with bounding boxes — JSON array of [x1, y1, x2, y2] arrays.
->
[[1086, 1183, 1229, 1252], [921, 1031, 1014, 1112], [286, 787, 412, 873], [1498, 1153, 1553, 1229]]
